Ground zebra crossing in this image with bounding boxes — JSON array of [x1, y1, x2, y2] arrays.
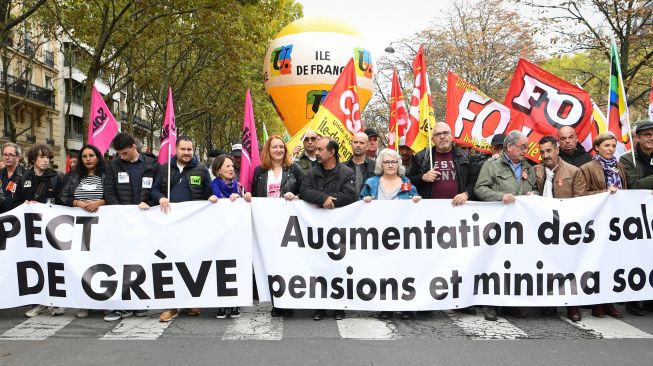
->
[[2, 304, 653, 341]]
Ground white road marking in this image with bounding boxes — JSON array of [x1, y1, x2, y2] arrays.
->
[[336, 316, 398, 340], [0, 314, 76, 340], [102, 316, 172, 340], [446, 311, 528, 340], [560, 310, 653, 339], [222, 307, 283, 340]]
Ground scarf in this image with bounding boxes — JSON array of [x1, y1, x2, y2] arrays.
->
[[212, 178, 240, 198], [594, 155, 622, 189]]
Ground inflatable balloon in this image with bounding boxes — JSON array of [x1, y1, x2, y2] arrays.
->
[[263, 16, 375, 136]]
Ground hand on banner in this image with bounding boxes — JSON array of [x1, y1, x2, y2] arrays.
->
[[608, 186, 619, 194], [451, 192, 468, 206], [411, 195, 422, 203], [283, 192, 297, 201], [159, 198, 171, 214], [208, 195, 218, 203], [323, 196, 337, 209], [229, 193, 240, 202], [502, 194, 516, 204], [362, 196, 373, 203], [422, 169, 441, 183], [83, 200, 103, 213], [244, 192, 252, 202], [138, 202, 150, 210]]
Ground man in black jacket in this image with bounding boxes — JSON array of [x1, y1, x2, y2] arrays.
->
[[344, 131, 375, 194], [299, 138, 356, 321], [14, 144, 62, 207], [150, 135, 216, 322], [408, 122, 472, 206], [557, 126, 592, 167], [103, 132, 159, 322]]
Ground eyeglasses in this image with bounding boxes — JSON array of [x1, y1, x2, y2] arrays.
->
[[641, 132, 653, 138], [382, 160, 399, 166], [433, 131, 451, 138], [512, 144, 528, 151], [2, 153, 17, 158], [303, 136, 318, 142]]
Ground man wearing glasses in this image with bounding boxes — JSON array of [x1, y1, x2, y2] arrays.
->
[[0, 142, 24, 212], [474, 130, 537, 321], [294, 130, 320, 173], [620, 120, 653, 315], [408, 122, 472, 206]]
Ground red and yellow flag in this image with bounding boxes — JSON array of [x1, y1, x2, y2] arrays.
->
[[387, 68, 409, 151], [406, 45, 435, 153], [287, 58, 361, 161]]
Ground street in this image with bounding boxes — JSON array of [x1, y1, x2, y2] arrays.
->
[[1, 303, 653, 365]]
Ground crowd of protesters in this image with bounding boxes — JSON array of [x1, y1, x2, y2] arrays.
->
[[3, 119, 653, 323]]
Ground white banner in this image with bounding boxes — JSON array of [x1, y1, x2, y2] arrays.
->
[[0, 201, 252, 310], [252, 192, 653, 310]]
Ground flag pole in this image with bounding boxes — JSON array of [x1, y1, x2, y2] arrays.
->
[[167, 138, 171, 200]]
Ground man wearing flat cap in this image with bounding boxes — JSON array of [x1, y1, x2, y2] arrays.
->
[[364, 127, 379, 159]]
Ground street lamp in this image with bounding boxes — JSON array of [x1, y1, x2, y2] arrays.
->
[[384, 41, 418, 55]]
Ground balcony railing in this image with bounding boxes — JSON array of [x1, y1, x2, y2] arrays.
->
[[0, 72, 54, 106], [121, 111, 151, 130], [43, 50, 54, 67]]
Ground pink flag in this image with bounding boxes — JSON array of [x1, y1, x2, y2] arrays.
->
[[88, 86, 119, 155], [158, 87, 177, 165], [239, 89, 260, 193]]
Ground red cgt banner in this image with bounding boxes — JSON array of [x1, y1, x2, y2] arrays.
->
[[503, 59, 594, 162], [445, 71, 523, 154]]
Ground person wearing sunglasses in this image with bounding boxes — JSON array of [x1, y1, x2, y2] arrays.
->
[[294, 130, 320, 173]]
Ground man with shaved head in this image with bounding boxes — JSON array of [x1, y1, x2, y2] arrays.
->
[[345, 131, 376, 193], [557, 126, 592, 167]]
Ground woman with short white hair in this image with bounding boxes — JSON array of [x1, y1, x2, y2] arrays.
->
[[360, 148, 420, 319]]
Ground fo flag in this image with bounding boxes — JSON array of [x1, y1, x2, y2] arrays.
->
[[287, 58, 361, 161], [445, 71, 523, 154], [240, 89, 261, 193], [607, 39, 632, 159], [388, 69, 409, 150], [88, 86, 119, 155], [406, 45, 435, 153], [504, 59, 594, 162], [158, 88, 177, 165]]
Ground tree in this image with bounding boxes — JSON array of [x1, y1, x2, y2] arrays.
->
[[365, 0, 538, 145], [518, 0, 653, 118]]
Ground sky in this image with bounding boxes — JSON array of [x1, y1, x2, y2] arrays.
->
[[296, 0, 454, 60]]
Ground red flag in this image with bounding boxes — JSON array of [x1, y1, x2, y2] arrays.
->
[[158, 88, 177, 165], [65, 155, 72, 173], [445, 71, 523, 153], [88, 85, 119, 155], [388, 69, 409, 150], [504, 59, 594, 162], [239, 89, 261, 193], [406, 45, 435, 153]]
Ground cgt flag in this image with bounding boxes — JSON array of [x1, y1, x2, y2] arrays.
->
[[158, 87, 177, 165], [88, 85, 119, 155], [387, 69, 409, 151], [607, 39, 632, 159], [406, 45, 435, 154], [504, 58, 594, 162], [287, 58, 362, 161], [445, 71, 523, 154], [240, 89, 261, 193]]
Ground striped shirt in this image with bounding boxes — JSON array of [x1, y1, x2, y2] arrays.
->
[[73, 175, 104, 201]]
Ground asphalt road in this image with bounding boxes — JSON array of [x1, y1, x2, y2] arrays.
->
[[1, 304, 653, 366]]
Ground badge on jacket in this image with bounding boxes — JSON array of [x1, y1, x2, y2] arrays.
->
[[521, 171, 528, 180], [190, 176, 201, 185], [118, 172, 129, 183], [142, 177, 153, 188], [23, 180, 32, 188], [401, 182, 412, 192], [6, 181, 16, 193]]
